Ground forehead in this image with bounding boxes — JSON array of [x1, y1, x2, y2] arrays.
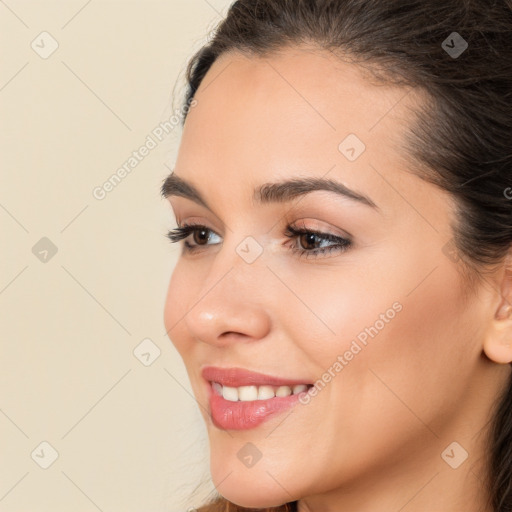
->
[[186, 46, 414, 138], [174, 46, 434, 218]]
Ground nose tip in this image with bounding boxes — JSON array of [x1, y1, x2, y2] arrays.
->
[[186, 301, 271, 347], [184, 268, 272, 347]]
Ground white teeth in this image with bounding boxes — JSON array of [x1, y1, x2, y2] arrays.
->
[[257, 385, 275, 400], [293, 384, 307, 394], [212, 382, 223, 396], [214, 382, 309, 401], [275, 385, 292, 397], [238, 385, 258, 401], [222, 386, 239, 402]]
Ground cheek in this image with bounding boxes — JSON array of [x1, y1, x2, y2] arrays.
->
[[274, 261, 405, 370], [318, 253, 475, 437], [283, 244, 475, 433], [363, 258, 478, 412], [285, 237, 472, 376], [163, 261, 195, 356]]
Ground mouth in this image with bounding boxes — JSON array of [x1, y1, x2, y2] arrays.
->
[[211, 381, 311, 401], [201, 365, 314, 388], [201, 366, 314, 430]]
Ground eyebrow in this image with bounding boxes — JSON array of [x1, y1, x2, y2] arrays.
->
[[160, 172, 379, 210]]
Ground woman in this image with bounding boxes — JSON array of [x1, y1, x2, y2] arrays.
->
[[161, 1, 512, 510]]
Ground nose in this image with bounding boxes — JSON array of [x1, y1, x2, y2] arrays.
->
[[183, 258, 272, 347]]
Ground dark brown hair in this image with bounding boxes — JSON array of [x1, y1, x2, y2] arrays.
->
[[174, 1, 512, 510]]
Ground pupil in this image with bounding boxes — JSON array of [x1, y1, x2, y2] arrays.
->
[[194, 229, 208, 244], [302, 233, 317, 250]]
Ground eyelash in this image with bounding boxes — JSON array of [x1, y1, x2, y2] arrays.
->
[[165, 222, 352, 259]]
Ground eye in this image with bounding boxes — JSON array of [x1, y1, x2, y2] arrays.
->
[[165, 221, 352, 259], [283, 222, 352, 259], [165, 223, 221, 252]]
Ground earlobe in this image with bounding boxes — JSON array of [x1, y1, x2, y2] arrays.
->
[[497, 303, 512, 320], [483, 302, 512, 364], [482, 255, 512, 364], [483, 316, 512, 364]]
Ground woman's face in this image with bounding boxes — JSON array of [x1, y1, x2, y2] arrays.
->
[[163, 47, 499, 508]]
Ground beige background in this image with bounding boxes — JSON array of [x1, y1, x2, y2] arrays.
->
[[0, 1, 233, 510]]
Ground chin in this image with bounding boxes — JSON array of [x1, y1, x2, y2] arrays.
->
[[210, 456, 296, 508], [217, 486, 290, 509]]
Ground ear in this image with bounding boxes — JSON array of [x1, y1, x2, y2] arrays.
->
[[483, 250, 512, 364]]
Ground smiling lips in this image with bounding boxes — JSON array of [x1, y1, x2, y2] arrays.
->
[[202, 366, 313, 430]]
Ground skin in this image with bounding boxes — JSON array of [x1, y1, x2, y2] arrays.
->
[[163, 46, 512, 512]]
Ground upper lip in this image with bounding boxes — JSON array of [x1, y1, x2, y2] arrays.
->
[[201, 366, 312, 387]]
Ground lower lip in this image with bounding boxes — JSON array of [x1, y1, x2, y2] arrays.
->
[[208, 383, 307, 430]]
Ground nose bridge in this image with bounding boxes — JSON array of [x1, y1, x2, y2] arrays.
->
[[208, 226, 271, 293], [184, 233, 272, 345]]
